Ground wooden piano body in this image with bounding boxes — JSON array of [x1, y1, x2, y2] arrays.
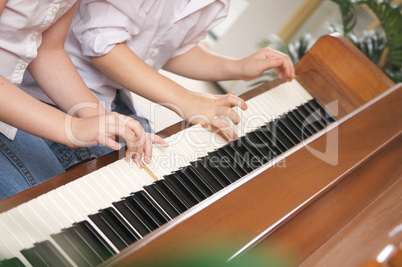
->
[[0, 33, 401, 267]]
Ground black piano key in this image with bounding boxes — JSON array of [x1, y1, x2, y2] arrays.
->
[[215, 148, 249, 176], [208, 150, 244, 180], [253, 128, 282, 157], [89, 207, 140, 251], [197, 157, 232, 186], [204, 153, 241, 183], [258, 123, 288, 154], [164, 173, 202, 206], [190, 161, 226, 190], [230, 138, 262, 169], [144, 180, 190, 217], [302, 102, 327, 129], [134, 190, 171, 224], [270, 120, 295, 150], [289, 108, 316, 137], [177, 168, 215, 197], [276, 116, 301, 145], [279, 114, 304, 142], [243, 132, 275, 163], [296, 105, 323, 132], [228, 141, 260, 171], [220, 145, 254, 174], [237, 136, 267, 166], [181, 165, 220, 193], [287, 111, 313, 139], [114, 191, 170, 237], [0, 258, 25, 267], [20, 240, 72, 267], [308, 99, 336, 125], [52, 221, 115, 267]]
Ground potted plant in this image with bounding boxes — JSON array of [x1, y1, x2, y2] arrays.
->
[[255, 0, 401, 85]]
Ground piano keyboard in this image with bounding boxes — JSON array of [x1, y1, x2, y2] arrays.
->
[[0, 80, 336, 267]]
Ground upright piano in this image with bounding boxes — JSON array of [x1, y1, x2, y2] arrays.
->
[[0, 33, 401, 267]]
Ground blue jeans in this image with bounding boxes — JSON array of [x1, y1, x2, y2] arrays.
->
[[0, 131, 65, 200], [46, 91, 153, 170]]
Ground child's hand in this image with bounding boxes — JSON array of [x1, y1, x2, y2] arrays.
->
[[181, 91, 247, 140], [237, 47, 296, 82], [67, 112, 168, 167]]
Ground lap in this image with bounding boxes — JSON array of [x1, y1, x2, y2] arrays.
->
[[0, 131, 65, 200]]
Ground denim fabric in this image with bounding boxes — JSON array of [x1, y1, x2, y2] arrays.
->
[[46, 91, 153, 170], [0, 130, 65, 200]]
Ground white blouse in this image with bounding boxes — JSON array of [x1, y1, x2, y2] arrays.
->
[[0, 0, 77, 140], [22, 0, 229, 120]]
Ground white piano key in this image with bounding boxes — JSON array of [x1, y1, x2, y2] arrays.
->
[[186, 125, 216, 152], [44, 190, 81, 224], [145, 147, 170, 179], [0, 212, 36, 249], [46, 186, 120, 254], [152, 145, 179, 174], [107, 162, 143, 192], [9, 204, 77, 267], [65, 182, 99, 214], [83, 172, 118, 203], [0, 220, 31, 266], [0, 238, 14, 261], [56, 185, 92, 217], [97, 167, 132, 197], [114, 159, 154, 186], [8, 206, 47, 242], [29, 197, 66, 231], [88, 169, 125, 200], [73, 177, 110, 208], [185, 127, 212, 155]]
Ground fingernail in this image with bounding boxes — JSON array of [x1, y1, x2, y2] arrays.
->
[[144, 157, 150, 164]]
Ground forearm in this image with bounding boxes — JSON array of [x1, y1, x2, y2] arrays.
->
[[162, 45, 242, 81], [90, 43, 199, 114], [0, 75, 75, 146], [28, 48, 105, 117], [28, 0, 105, 118], [0, 0, 7, 16]]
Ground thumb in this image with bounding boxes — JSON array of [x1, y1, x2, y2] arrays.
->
[[103, 136, 122, 151]]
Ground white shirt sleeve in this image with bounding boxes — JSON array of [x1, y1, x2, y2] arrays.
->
[[72, 0, 147, 57], [172, 2, 229, 58]]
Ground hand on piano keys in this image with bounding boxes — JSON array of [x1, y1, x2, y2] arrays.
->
[[235, 47, 296, 82], [0, 80, 336, 267], [179, 91, 248, 141], [67, 112, 169, 168]]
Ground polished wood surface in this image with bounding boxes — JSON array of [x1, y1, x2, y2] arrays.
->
[[0, 33, 400, 266]]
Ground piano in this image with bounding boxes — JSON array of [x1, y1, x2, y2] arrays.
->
[[0, 33, 401, 267]]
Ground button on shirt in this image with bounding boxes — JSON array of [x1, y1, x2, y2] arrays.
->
[[22, 0, 229, 120], [0, 0, 77, 140]]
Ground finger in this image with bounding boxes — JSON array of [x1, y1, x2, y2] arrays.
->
[[105, 136, 122, 151], [218, 93, 247, 110], [133, 146, 143, 168], [142, 134, 153, 165], [283, 55, 295, 81], [151, 134, 169, 147], [212, 117, 237, 141], [217, 105, 241, 125], [124, 118, 147, 146]]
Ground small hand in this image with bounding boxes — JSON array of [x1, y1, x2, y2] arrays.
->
[[69, 112, 168, 167], [183, 92, 247, 141], [238, 47, 296, 82]]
